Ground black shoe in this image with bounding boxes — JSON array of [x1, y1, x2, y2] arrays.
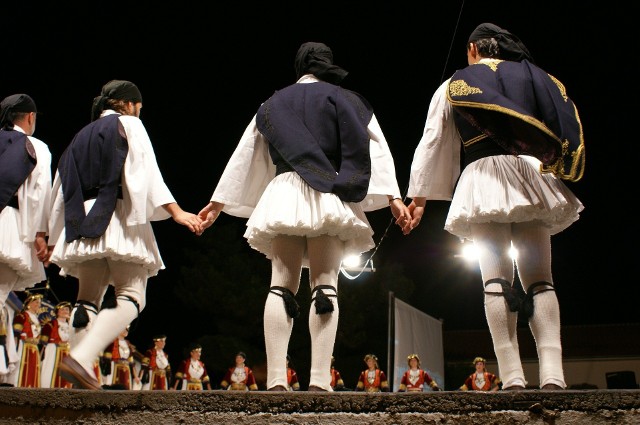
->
[[541, 384, 563, 390], [59, 356, 102, 390], [267, 385, 287, 391], [308, 385, 328, 392], [502, 385, 526, 391]]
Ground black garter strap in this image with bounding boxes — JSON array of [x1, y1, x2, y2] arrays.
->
[[311, 285, 337, 315], [520, 281, 555, 320], [484, 279, 555, 320], [116, 295, 141, 314], [269, 286, 300, 319], [484, 278, 522, 313], [72, 300, 98, 328]]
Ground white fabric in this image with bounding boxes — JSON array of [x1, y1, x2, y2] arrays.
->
[[71, 300, 137, 376], [49, 110, 176, 278], [407, 79, 584, 242], [210, 77, 402, 265], [529, 290, 566, 388], [188, 359, 205, 380], [0, 306, 18, 383], [392, 297, 444, 391], [307, 235, 343, 391], [40, 320, 70, 388], [483, 281, 525, 388], [264, 235, 303, 390], [0, 126, 51, 291], [245, 172, 374, 264]]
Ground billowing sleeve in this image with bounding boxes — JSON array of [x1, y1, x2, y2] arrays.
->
[[119, 116, 175, 224], [359, 114, 403, 212], [17, 137, 52, 241], [407, 79, 461, 200], [210, 115, 275, 218], [48, 172, 64, 247]]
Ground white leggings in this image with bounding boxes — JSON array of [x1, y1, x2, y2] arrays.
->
[[0, 263, 20, 311], [471, 221, 565, 389], [69, 258, 148, 375], [264, 234, 344, 391]]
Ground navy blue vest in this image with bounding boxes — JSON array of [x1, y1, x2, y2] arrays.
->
[[57, 114, 128, 242], [256, 82, 373, 203], [448, 59, 585, 181], [0, 129, 36, 212]]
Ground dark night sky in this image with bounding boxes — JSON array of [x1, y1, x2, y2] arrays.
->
[[4, 3, 637, 373]]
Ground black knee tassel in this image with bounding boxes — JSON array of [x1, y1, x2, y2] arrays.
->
[[312, 285, 336, 315], [72, 305, 89, 328], [270, 286, 300, 319], [72, 300, 98, 328]]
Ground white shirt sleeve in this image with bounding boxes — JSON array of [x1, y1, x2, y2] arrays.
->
[[360, 114, 403, 212], [209, 115, 275, 218], [119, 114, 175, 224], [407, 79, 461, 200], [17, 136, 52, 241]]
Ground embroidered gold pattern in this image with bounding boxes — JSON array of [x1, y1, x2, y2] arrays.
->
[[548, 74, 568, 102], [479, 59, 502, 72], [462, 134, 487, 147], [449, 80, 482, 96]]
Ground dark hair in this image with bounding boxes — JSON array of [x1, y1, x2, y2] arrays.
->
[[102, 98, 132, 116], [470, 38, 500, 58]]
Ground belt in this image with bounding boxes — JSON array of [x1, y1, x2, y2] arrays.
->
[[6, 195, 19, 209], [83, 186, 123, 201], [230, 383, 247, 390]]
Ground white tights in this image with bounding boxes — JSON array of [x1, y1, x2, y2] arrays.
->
[[69, 258, 148, 377], [471, 221, 565, 389], [264, 234, 343, 391]]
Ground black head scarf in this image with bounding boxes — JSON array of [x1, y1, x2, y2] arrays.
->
[[91, 80, 143, 121], [468, 23, 534, 63], [294, 42, 348, 84], [0, 94, 37, 128]]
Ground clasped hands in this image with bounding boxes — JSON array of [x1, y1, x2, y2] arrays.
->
[[390, 198, 425, 235]]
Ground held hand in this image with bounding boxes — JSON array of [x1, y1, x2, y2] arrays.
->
[[163, 203, 204, 235], [44, 245, 55, 267], [407, 199, 426, 233], [389, 198, 411, 234], [34, 234, 48, 263], [198, 201, 225, 230], [172, 209, 204, 235]]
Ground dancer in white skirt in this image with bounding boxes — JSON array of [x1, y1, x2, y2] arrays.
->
[[199, 42, 411, 391], [0, 94, 51, 385], [407, 23, 585, 391], [49, 80, 203, 389]]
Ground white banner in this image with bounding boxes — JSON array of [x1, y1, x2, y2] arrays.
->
[[393, 297, 444, 391]]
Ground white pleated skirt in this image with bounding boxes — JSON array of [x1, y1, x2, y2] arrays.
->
[[49, 199, 165, 278], [0, 207, 46, 289], [244, 172, 375, 266], [445, 155, 584, 240]]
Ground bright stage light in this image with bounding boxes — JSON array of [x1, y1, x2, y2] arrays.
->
[[456, 241, 519, 262], [340, 254, 375, 279], [342, 255, 361, 267]]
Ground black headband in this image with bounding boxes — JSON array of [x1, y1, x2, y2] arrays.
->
[[294, 42, 348, 84], [91, 80, 143, 121], [0, 94, 37, 127], [468, 23, 534, 63]]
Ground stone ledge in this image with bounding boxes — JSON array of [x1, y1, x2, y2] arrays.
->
[[1, 388, 639, 424]]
